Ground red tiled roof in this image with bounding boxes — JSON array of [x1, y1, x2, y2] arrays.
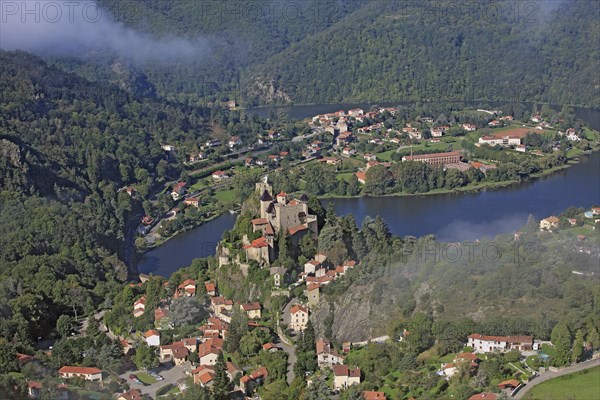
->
[[244, 237, 269, 249], [251, 218, 268, 225], [144, 329, 160, 338], [27, 381, 42, 389], [178, 279, 196, 289], [363, 391, 387, 400], [262, 343, 277, 351], [59, 366, 101, 375], [498, 379, 520, 389], [241, 302, 261, 311], [290, 304, 307, 314], [289, 224, 308, 235], [307, 283, 320, 291], [250, 366, 268, 380], [205, 282, 216, 292]]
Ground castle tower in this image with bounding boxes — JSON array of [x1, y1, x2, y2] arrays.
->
[[260, 190, 273, 218]]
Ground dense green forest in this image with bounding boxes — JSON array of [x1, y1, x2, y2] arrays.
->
[[245, 0, 600, 106], [0, 50, 272, 350], [46, 0, 600, 108]]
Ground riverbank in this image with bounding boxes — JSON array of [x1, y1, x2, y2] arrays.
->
[[318, 158, 578, 200]]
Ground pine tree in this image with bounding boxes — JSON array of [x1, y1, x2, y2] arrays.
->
[[212, 352, 231, 400], [550, 322, 572, 367]]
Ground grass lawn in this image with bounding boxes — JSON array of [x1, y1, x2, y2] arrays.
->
[[136, 371, 157, 385], [189, 179, 209, 192], [376, 149, 397, 161], [214, 189, 236, 204], [523, 366, 600, 400]]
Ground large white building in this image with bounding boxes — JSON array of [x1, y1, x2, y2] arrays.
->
[[467, 334, 536, 353]]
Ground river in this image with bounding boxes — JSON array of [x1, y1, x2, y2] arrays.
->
[[138, 104, 600, 277]]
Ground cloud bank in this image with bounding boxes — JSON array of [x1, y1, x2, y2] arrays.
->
[[0, 1, 210, 64]]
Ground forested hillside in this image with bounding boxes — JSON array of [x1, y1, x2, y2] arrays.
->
[[245, 0, 599, 106], [42, 0, 600, 108], [0, 50, 249, 348]]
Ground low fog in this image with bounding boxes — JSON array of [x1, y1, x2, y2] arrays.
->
[[436, 213, 529, 242], [0, 1, 211, 64]]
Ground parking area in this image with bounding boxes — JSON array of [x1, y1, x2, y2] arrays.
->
[[119, 362, 190, 398]]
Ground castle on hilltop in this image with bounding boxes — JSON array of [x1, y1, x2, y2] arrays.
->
[[244, 179, 318, 265]]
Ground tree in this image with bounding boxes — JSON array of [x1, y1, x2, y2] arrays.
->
[[304, 377, 330, 400], [212, 352, 231, 400], [0, 341, 18, 374], [225, 307, 248, 353], [169, 297, 208, 327], [133, 343, 159, 370], [571, 330, 584, 363], [550, 322, 572, 367], [56, 314, 74, 338]]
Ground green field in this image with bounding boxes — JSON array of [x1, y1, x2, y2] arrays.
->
[[523, 366, 600, 400], [336, 172, 356, 182], [214, 189, 236, 204]]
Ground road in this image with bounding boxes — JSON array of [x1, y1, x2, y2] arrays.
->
[[513, 358, 600, 399]]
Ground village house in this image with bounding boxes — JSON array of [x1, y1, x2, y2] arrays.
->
[[462, 124, 477, 131], [200, 316, 229, 339], [333, 365, 361, 390], [176, 279, 196, 297], [439, 352, 479, 378], [316, 338, 345, 368], [183, 197, 200, 208], [348, 108, 364, 117], [27, 381, 42, 399], [245, 157, 255, 167], [144, 330, 160, 347], [319, 157, 342, 166], [192, 365, 215, 387], [262, 343, 279, 352], [226, 362, 243, 381], [540, 216, 560, 231], [240, 302, 262, 319], [342, 147, 356, 157], [356, 171, 367, 184], [467, 334, 536, 353], [211, 170, 230, 180], [430, 127, 445, 137], [58, 366, 102, 382], [269, 266, 287, 288], [204, 282, 216, 297], [198, 338, 224, 365], [161, 144, 176, 152], [363, 391, 387, 400], [304, 259, 321, 275], [159, 343, 189, 365], [133, 297, 146, 318], [117, 389, 142, 400], [290, 304, 309, 332], [402, 151, 462, 166], [228, 136, 242, 148], [171, 182, 187, 200], [154, 308, 168, 327], [240, 367, 268, 395], [210, 296, 234, 316]]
